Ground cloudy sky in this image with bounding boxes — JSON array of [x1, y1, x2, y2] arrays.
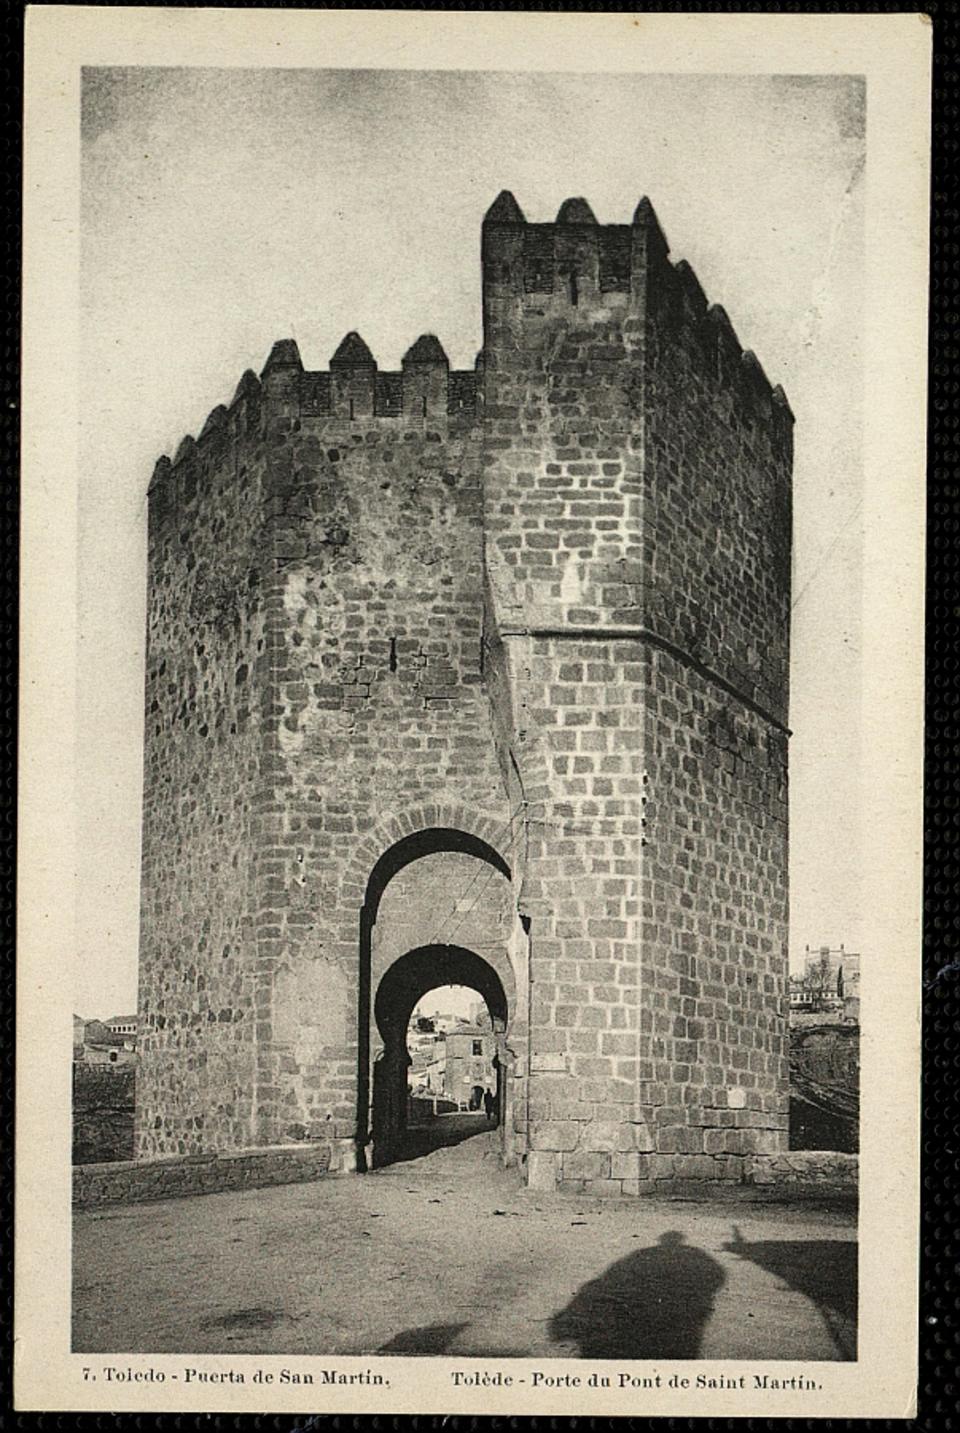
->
[[77, 67, 865, 1017]]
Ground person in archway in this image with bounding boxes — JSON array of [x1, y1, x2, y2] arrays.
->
[[483, 1088, 496, 1123]]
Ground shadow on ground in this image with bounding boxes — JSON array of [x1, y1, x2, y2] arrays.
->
[[550, 1231, 725, 1359], [200, 1306, 288, 1336], [724, 1225, 858, 1359], [380, 1114, 497, 1167], [378, 1322, 469, 1354], [377, 1322, 519, 1358]]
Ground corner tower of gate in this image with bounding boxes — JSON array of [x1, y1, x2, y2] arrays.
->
[[480, 193, 793, 1191]]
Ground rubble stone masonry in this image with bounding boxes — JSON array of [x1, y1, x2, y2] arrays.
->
[[137, 192, 793, 1191]]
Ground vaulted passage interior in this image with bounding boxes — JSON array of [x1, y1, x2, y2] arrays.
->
[[356, 827, 517, 1171], [371, 950, 508, 1167]]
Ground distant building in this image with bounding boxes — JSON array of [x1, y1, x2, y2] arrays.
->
[[443, 1022, 497, 1109], [803, 946, 860, 1007], [104, 1014, 138, 1040], [468, 1000, 493, 1032], [410, 1050, 446, 1096], [74, 1015, 138, 1067], [406, 1014, 497, 1108], [407, 1009, 445, 1096], [424, 1010, 464, 1036], [789, 946, 861, 1025], [83, 1042, 136, 1067], [788, 975, 816, 1012]]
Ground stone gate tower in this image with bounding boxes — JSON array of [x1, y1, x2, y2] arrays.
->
[[137, 192, 793, 1193]]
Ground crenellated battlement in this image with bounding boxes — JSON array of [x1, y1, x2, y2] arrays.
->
[[151, 333, 479, 496], [482, 191, 645, 299], [481, 190, 793, 437], [150, 192, 791, 502], [298, 332, 479, 424]]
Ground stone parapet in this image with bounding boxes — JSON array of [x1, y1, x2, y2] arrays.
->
[[73, 1143, 335, 1210], [525, 1148, 857, 1200], [744, 1150, 858, 1193]]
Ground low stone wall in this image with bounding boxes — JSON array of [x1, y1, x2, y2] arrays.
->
[[74, 1141, 856, 1211], [526, 1148, 858, 1200], [73, 1143, 333, 1210], [743, 1150, 858, 1194]]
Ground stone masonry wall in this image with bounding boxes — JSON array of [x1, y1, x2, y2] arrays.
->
[[639, 228, 792, 721], [479, 193, 792, 1191], [371, 850, 516, 1030], [140, 339, 513, 1166], [639, 651, 789, 1176], [137, 376, 267, 1157], [506, 635, 648, 1194], [481, 198, 652, 1192], [241, 340, 512, 1161], [635, 224, 792, 1174]]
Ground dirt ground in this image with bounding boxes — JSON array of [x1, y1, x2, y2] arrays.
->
[[73, 1113, 857, 1361]]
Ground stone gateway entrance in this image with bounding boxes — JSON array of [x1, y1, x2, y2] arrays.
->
[[136, 191, 792, 1192], [355, 825, 519, 1171], [368, 944, 510, 1169]]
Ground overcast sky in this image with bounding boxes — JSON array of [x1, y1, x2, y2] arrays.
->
[[77, 67, 865, 1018]]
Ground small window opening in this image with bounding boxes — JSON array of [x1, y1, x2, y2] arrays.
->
[[569, 272, 579, 306], [472, 1040, 483, 1056], [421, 396, 428, 417], [389, 637, 398, 673], [349, 398, 355, 420]]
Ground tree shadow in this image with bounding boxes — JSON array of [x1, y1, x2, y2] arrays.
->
[[549, 1231, 725, 1360], [378, 1322, 469, 1354], [724, 1225, 858, 1359]]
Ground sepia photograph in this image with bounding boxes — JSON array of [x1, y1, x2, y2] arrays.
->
[[18, 9, 927, 1418]]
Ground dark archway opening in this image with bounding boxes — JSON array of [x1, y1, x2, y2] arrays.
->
[[370, 945, 508, 1169], [355, 827, 513, 1172]]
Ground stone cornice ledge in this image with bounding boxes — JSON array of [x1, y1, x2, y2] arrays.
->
[[497, 624, 792, 737]]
